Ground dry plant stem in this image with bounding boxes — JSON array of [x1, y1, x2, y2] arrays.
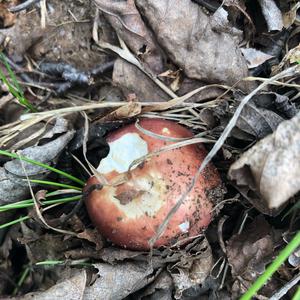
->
[[8, 0, 40, 13], [148, 65, 300, 248], [97, 37, 177, 99], [92, 11, 176, 99], [82, 112, 108, 185], [20, 84, 229, 122], [245, 76, 300, 89]]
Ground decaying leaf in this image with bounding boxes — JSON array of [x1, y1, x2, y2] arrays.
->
[[21, 270, 87, 300], [136, 271, 173, 300], [283, 2, 300, 28], [95, 0, 164, 74], [234, 100, 283, 140], [97, 101, 142, 122], [84, 261, 160, 300], [226, 216, 280, 298], [257, 0, 284, 31], [0, 131, 74, 204], [228, 112, 300, 215], [113, 58, 223, 103], [135, 0, 251, 91], [0, 1, 18, 28], [241, 48, 274, 68], [113, 58, 169, 102], [214, 97, 284, 141], [168, 237, 213, 299]]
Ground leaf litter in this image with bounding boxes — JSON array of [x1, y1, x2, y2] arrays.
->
[[0, 0, 299, 299]]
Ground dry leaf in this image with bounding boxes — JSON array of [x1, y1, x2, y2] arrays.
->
[[84, 261, 159, 300], [0, 131, 74, 205], [168, 237, 213, 299], [113, 58, 223, 103], [136, 0, 251, 91], [97, 101, 142, 122], [241, 48, 274, 68], [226, 216, 280, 298], [257, 0, 284, 31], [21, 270, 87, 300], [283, 2, 300, 28], [136, 271, 173, 300], [0, 1, 18, 28], [112, 58, 169, 102], [228, 112, 300, 214], [95, 0, 164, 74]]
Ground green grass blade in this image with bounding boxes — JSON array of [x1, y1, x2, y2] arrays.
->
[[0, 216, 30, 229], [0, 53, 37, 112], [0, 195, 81, 212], [241, 231, 300, 300], [35, 260, 64, 266], [27, 179, 82, 191], [0, 149, 85, 186], [36, 259, 91, 267], [0, 194, 81, 228], [13, 267, 30, 296], [292, 286, 300, 300], [0, 53, 23, 95]]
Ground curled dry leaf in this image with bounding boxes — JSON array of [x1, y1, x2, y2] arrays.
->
[[213, 97, 284, 141], [0, 131, 74, 204], [233, 99, 284, 140], [135, 0, 251, 90], [97, 100, 142, 122], [228, 112, 300, 215], [226, 216, 280, 298]]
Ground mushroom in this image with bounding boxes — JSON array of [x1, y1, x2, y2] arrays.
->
[[84, 118, 222, 250]]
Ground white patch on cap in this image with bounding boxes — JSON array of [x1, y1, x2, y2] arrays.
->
[[162, 127, 170, 134], [179, 221, 190, 233], [98, 132, 148, 174]]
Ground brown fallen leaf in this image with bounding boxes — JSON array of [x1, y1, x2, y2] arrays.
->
[[0, 1, 18, 28], [95, 0, 164, 74], [20, 270, 87, 300], [226, 216, 281, 298], [113, 58, 170, 102], [168, 237, 213, 299], [136, 0, 251, 91], [96, 101, 142, 123], [228, 112, 300, 215], [84, 261, 160, 300], [282, 2, 300, 28], [136, 271, 173, 300]]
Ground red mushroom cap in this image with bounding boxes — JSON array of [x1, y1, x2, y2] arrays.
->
[[84, 118, 222, 250]]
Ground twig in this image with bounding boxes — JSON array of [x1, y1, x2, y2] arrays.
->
[[9, 0, 41, 13]]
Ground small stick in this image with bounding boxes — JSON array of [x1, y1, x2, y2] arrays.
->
[[9, 0, 41, 13]]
